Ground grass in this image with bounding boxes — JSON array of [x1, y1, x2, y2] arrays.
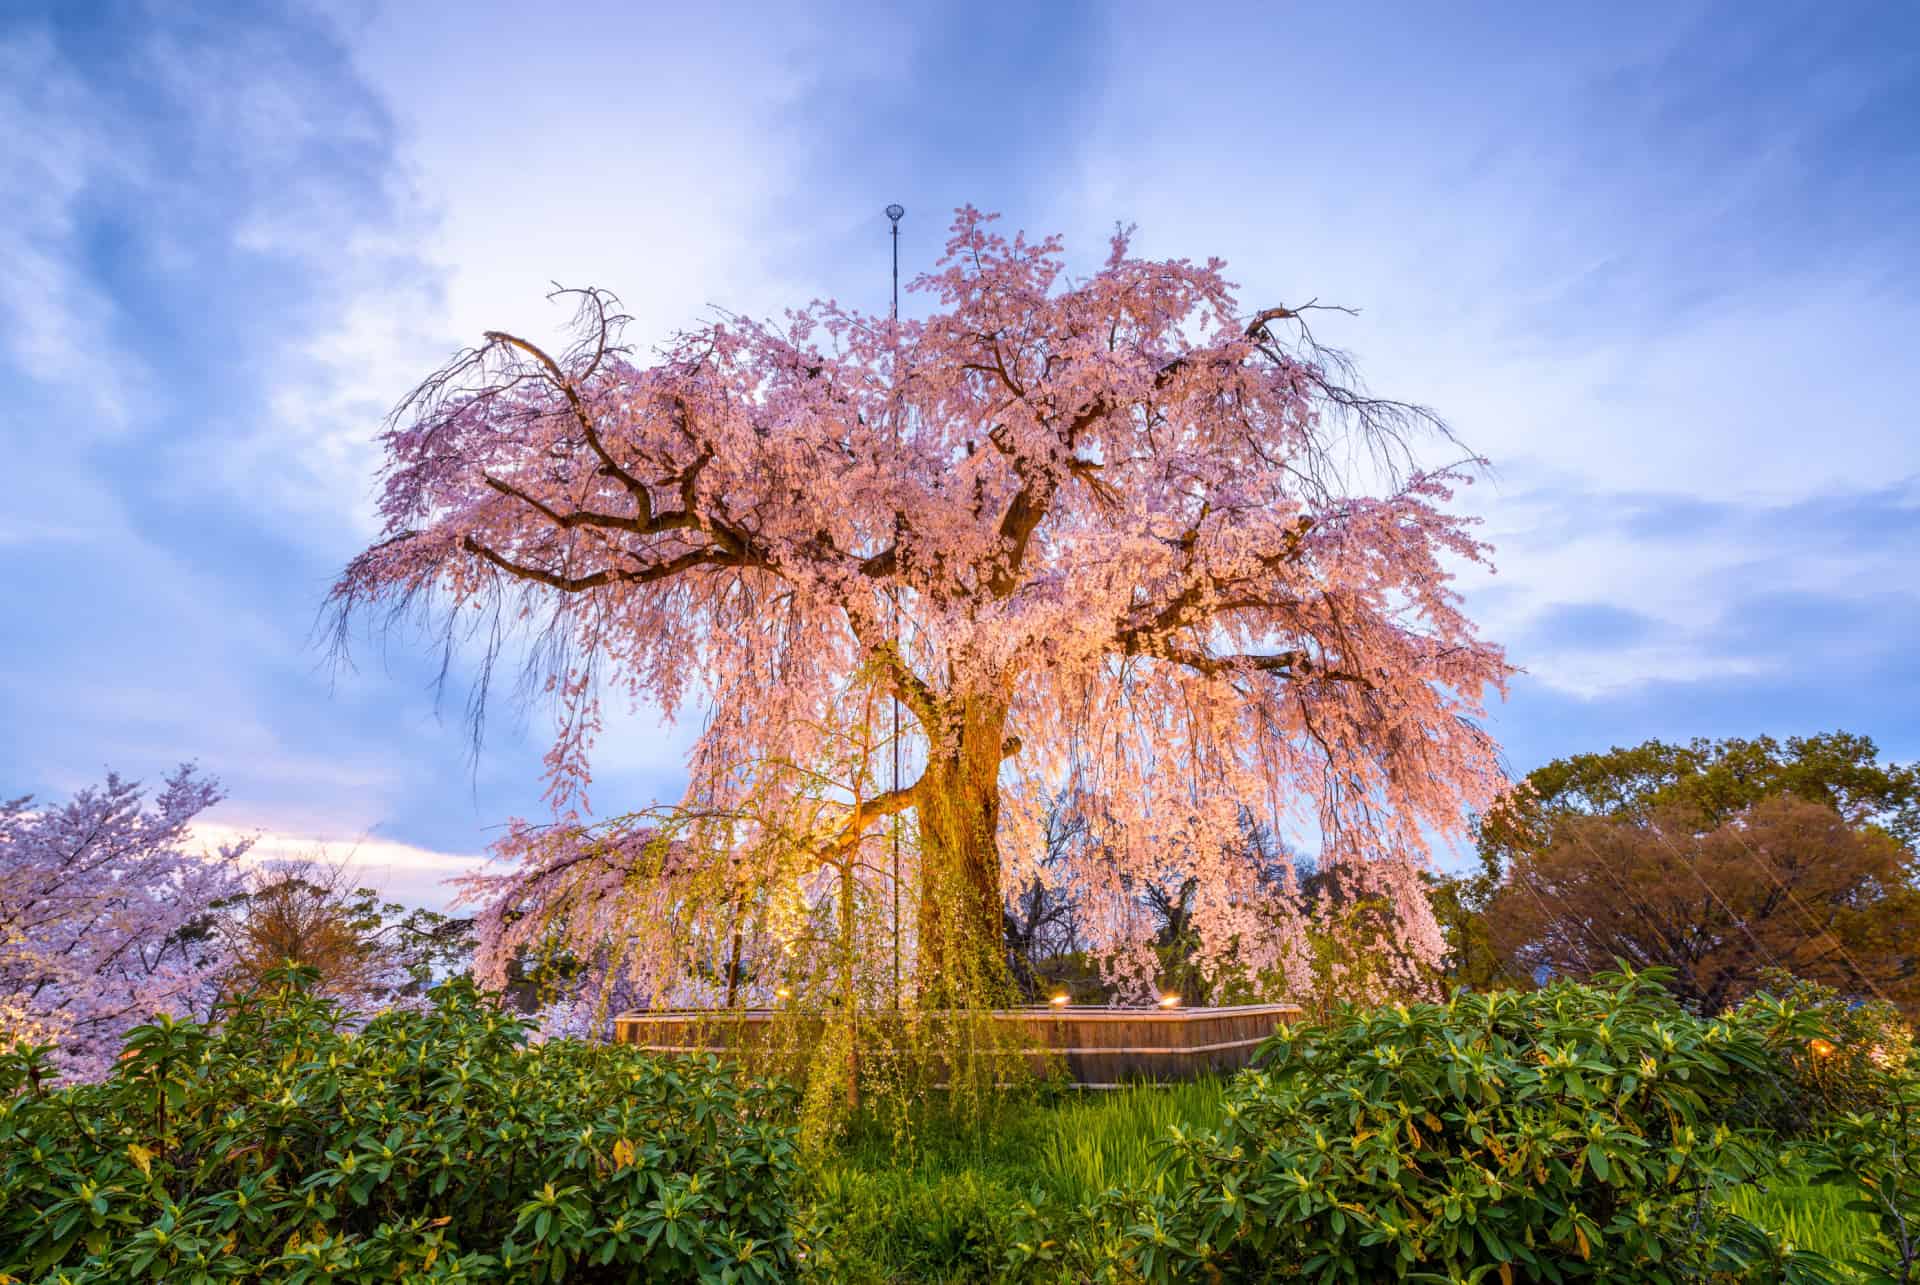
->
[[1730, 1181, 1889, 1269], [1032, 1078, 1228, 1203], [802, 1080, 1224, 1280], [825, 1078, 1224, 1202]]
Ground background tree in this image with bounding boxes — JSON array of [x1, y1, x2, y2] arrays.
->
[[1467, 730, 1920, 1007], [1425, 867, 1516, 992], [1481, 730, 1920, 862], [1001, 803, 1087, 1000], [1486, 796, 1920, 1014], [0, 766, 247, 1079], [333, 208, 1509, 1010], [216, 856, 476, 1008]]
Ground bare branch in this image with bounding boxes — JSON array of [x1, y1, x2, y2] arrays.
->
[[461, 535, 740, 591], [483, 321, 656, 520]]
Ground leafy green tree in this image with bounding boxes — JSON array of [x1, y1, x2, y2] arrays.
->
[[1426, 868, 1520, 992], [1482, 731, 1919, 862], [1488, 797, 1920, 1015], [1469, 731, 1920, 1014]]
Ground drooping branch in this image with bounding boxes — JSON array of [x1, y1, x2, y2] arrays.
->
[[1117, 632, 1374, 689], [977, 314, 1330, 599], [460, 534, 746, 592], [1111, 513, 1318, 646], [1166, 646, 1374, 689], [823, 779, 922, 859], [483, 319, 658, 519], [868, 639, 942, 730], [480, 474, 697, 535]]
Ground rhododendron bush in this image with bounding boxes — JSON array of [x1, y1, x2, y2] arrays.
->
[[0, 766, 246, 1079], [331, 208, 1508, 1017]]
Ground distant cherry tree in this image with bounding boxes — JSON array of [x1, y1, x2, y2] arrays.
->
[[333, 208, 1509, 1005], [0, 766, 247, 1078]]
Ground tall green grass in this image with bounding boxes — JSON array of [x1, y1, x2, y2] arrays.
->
[[821, 1079, 1224, 1205], [1729, 1182, 1889, 1269], [802, 1080, 1226, 1280], [1034, 1079, 1225, 1204]]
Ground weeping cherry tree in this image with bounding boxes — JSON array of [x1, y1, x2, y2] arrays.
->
[[329, 208, 1510, 1017]]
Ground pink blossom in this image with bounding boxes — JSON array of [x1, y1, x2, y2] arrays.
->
[[335, 209, 1511, 1006], [0, 766, 248, 1078]]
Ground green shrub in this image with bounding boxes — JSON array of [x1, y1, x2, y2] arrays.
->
[[1749, 969, 1915, 1127], [1112, 969, 1838, 1283], [0, 967, 799, 1283], [1807, 1060, 1920, 1282]]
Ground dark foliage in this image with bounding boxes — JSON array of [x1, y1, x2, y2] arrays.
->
[[1071, 970, 1841, 1282], [0, 968, 799, 1283]]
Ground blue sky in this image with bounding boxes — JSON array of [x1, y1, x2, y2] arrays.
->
[[3, 0, 1915, 905]]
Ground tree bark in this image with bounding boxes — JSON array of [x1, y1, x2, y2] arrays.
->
[[913, 690, 1012, 1002]]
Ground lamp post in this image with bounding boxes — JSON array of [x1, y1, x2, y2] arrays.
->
[[885, 203, 905, 1006]]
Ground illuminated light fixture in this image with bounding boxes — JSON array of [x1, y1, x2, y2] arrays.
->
[[1809, 1037, 1836, 1059], [774, 986, 792, 1001], [1157, 992, 1181, 1009], [1049, 992, 1071, 1007]]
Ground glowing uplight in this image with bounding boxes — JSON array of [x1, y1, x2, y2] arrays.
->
[[1049, 992, 1071, 1007], [1157, 992, 1182, 1009], [1809, 1037, 1836, 1059], [774, 986, 792, 1001]]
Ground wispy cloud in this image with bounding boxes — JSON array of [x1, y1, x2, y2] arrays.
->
[[191, 822, 488, 909], [0, 27, 146, 426]]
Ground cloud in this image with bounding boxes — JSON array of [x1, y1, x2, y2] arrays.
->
[[1058, 3, 1919, 494], [1457, 474, 1916, 710], [0, 27, 146, 426], [1493, 605, 1920, 791], [191, 822, 489, 909], [336, 4, 839, 349], [1034, 1, 1916, 721], [1522, 603, 1660, 652], [0, 4, 570, 879]]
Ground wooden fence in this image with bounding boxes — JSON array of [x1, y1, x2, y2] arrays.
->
[[611, 1003, 1301, 1087]]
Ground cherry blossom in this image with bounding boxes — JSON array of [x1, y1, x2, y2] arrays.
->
[[333, 208, 1510, 1006], [0, 766, 248, 1078]]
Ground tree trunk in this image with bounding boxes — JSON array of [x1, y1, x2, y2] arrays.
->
[[913, 690, 1011, 1003]]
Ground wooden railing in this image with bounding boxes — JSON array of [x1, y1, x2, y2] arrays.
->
[[612, 1003, 1301, 1086]]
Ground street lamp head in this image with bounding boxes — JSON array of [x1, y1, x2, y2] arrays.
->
[[885, 203, 905, 223]]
